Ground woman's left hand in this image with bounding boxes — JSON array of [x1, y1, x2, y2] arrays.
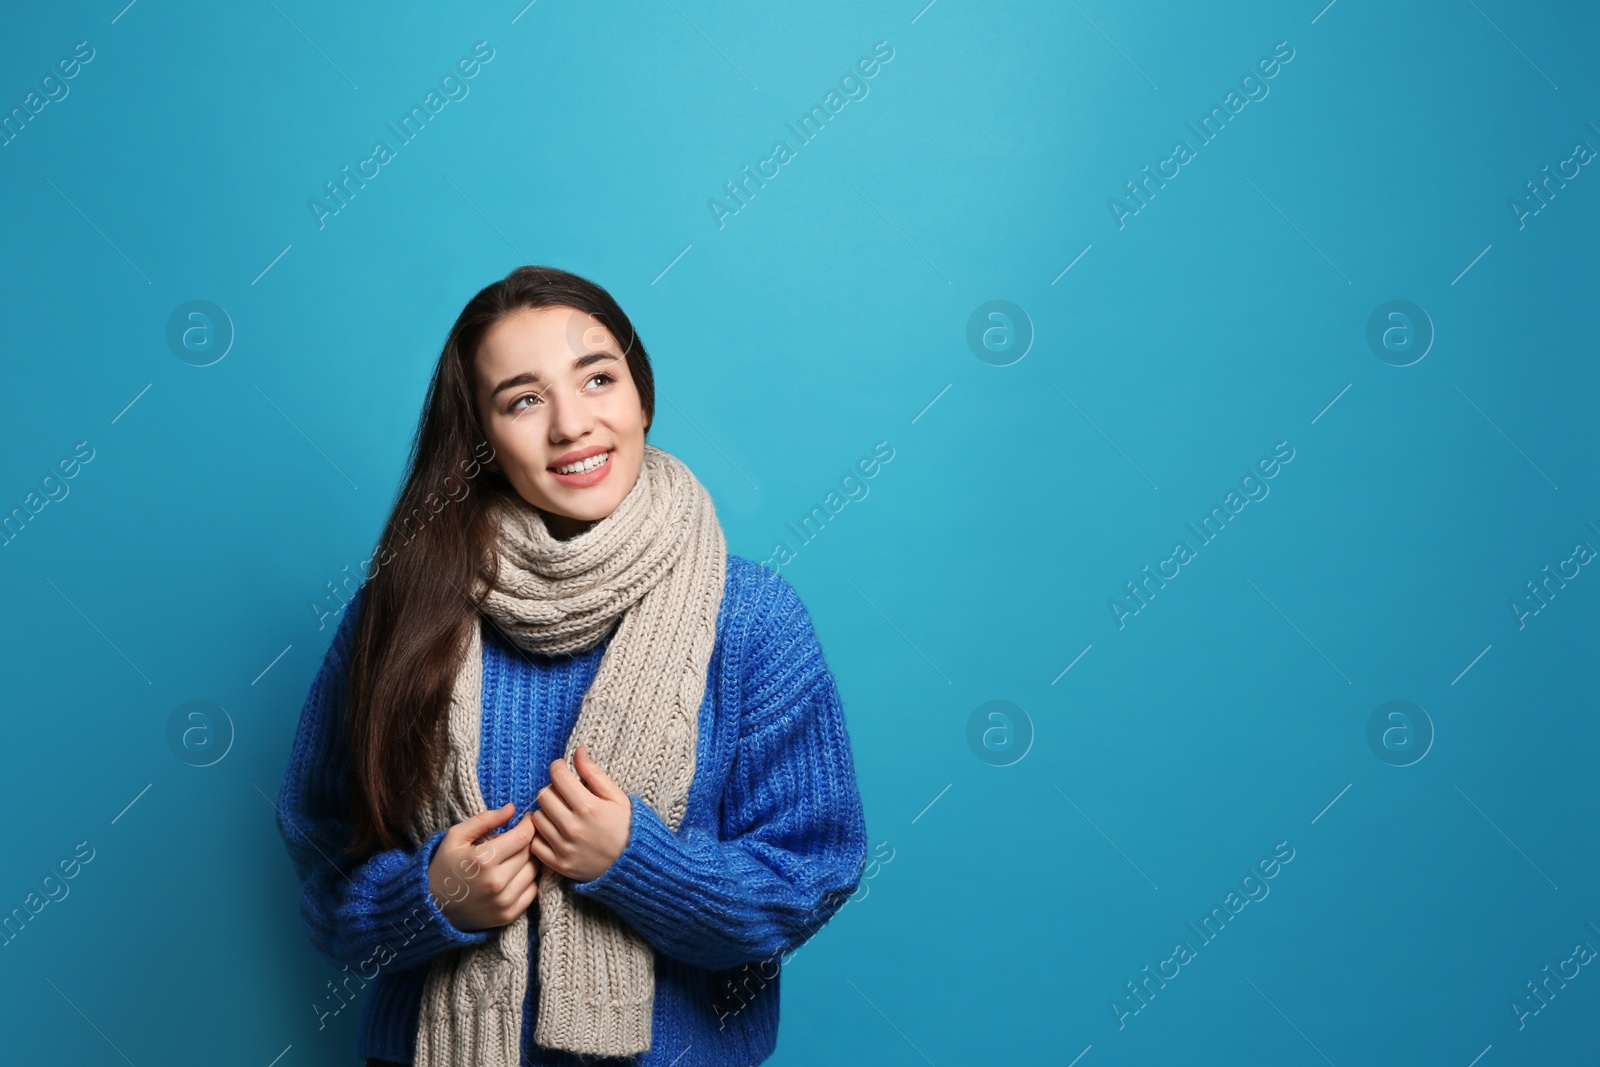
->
[[530, 744, 633, 882]]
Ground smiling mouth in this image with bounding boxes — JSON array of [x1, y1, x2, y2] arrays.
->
[[551, 449, 611, 475]]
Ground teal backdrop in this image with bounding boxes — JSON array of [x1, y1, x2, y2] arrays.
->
[[1, 1, 1596, 1064]]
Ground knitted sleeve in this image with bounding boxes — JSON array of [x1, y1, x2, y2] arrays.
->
[[275, 588, 492, 975], [568, 570, 869, 971]]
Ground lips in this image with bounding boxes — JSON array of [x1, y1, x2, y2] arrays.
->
[[548, 444, 611, 471], [551, 450, 610, 475], [548, 449, 613, 488]]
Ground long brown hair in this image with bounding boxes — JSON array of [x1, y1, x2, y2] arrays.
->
[[341, 265, 656, 858]]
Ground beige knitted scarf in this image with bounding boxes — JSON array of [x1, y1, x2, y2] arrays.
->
[[407, 443, 726, 1063]]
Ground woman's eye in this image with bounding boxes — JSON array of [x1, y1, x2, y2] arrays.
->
[[508, 374, 612, 413]]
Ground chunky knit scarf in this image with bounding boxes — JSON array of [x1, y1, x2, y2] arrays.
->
[[408, 443, 726, 1063]]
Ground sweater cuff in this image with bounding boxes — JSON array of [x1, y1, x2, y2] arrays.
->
[[362, 827, 492, 968], [419, 828, 495, 941], [568, 793, 685, 917]]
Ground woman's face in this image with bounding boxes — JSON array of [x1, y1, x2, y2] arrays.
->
[[473, 305, 650, 540]]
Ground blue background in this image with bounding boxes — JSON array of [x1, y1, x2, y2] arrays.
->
[[1, 0, 1596, 1063]]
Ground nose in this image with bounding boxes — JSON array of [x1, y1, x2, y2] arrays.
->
[[546, 386, 592, 445]]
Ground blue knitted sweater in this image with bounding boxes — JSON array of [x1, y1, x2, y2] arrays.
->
[[276, 554, 868, 1066]]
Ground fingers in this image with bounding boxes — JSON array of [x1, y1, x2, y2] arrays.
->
[[450, 805, 536, 877], [572, 745, 624, 800], [502, 853, 538, 905], [536, 782, 581, 839], [456, 801, 516, 844], [530, 807, 564, 850], [529, 818, 557, 868], [476, 806, 545, 867], [463, 848, 536, 927], [512, 863, 540, 916], [435, 802, 551, 929], [501, 805, 539, 849], [546, 755, 595, 811]]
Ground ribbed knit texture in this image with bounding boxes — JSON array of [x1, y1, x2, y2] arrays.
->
[[276, 552, 868, 1066], [414, 446, 726, 1063]]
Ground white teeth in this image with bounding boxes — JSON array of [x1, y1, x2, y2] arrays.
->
[[554, 451, 609, 475]]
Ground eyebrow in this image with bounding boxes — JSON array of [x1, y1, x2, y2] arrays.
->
[[489, 351, 620, 398]]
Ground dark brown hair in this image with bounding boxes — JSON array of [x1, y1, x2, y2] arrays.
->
[[340, 265, 655, 858]]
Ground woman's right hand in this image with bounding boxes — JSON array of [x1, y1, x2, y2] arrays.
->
[[427, 802, 542, 932]]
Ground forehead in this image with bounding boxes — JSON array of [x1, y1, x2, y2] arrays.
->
[[477, 306, 620, 373]]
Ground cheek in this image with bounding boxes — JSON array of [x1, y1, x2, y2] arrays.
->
[[493, 424, 545, 473], [621, 447, 646, 487]]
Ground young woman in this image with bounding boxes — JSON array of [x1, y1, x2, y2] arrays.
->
[[275, 266, 869, 1066]]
